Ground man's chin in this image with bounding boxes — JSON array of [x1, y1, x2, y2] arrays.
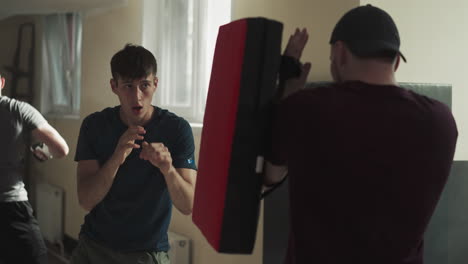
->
[[129, 108, 153, 124]]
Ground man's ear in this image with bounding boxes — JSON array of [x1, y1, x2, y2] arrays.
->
[[153, 76, 158, 87], [109, 79, 117, 93], [110, 79, 117, 94], [394, 55, 401, 72], [336, 41, 349, 66], [1, 77, 5, 90], [153, 76, 159, 95], [331, 41, 348, 69]]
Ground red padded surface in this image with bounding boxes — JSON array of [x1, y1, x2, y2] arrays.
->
[[192, 19, 247, 250]]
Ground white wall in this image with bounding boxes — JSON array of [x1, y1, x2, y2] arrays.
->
[[363, 0, 468, 160], [233, 0, 359, 82]]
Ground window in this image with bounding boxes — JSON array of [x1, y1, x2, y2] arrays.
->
[[142, 0, 231, 124]]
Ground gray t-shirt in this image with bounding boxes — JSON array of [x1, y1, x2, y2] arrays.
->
[[0, 96, 47, 202]]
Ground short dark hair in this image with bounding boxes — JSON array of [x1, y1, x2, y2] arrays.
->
[[110, 44, 157, 81]]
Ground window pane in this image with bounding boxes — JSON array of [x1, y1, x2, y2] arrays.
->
[[145, 0, 231, 122], [161, 0, 193, 107]]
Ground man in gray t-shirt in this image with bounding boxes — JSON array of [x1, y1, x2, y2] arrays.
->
[[0, 74, 69, 264]]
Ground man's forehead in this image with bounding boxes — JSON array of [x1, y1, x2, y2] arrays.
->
[[119, 74, 155, 83]]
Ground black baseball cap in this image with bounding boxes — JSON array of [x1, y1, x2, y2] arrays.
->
[[329, 4, 406, 62]]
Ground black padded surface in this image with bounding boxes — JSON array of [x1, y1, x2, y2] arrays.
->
[[220, 17, 283, 253]]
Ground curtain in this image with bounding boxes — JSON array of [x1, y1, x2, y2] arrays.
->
[[41, 13, 82, 118]]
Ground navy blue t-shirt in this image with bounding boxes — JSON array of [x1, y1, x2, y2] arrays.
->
[[75, 106, 197, 252]]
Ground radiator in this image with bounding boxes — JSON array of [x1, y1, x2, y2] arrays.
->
[[168, 231, 191, 264], [35, 182, 64, 245]]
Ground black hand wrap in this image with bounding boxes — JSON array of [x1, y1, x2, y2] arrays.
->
[[274, 55, 303, 103], [279, 55, 302, 82]]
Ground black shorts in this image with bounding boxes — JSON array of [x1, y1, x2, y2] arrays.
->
[[0, 201, 48, 264]]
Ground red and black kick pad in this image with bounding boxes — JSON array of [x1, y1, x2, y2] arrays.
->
[[192, 17, 283, 254]]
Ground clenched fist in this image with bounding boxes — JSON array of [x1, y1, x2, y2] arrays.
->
[[139, 142, 174, 175]]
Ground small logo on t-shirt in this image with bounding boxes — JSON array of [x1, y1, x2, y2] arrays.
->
[[187, 158, 194, 164]]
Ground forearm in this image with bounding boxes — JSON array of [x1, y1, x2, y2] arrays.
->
[[43, 129, 69, 158], [264, 161, 288, 186], [163, 167, 195, 215], [78, 156, 121, 211], [32, 124, 69, 159]]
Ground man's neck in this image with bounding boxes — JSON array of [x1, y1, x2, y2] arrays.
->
[[345, 74, 397, 86], [119, 106, 155, 127], [344, 62, 397, 86]]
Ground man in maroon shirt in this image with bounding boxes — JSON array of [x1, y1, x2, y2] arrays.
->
[[265, 5, 458, 264]]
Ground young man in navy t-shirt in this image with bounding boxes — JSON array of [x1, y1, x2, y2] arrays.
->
[[71, 45, 197, 264]]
